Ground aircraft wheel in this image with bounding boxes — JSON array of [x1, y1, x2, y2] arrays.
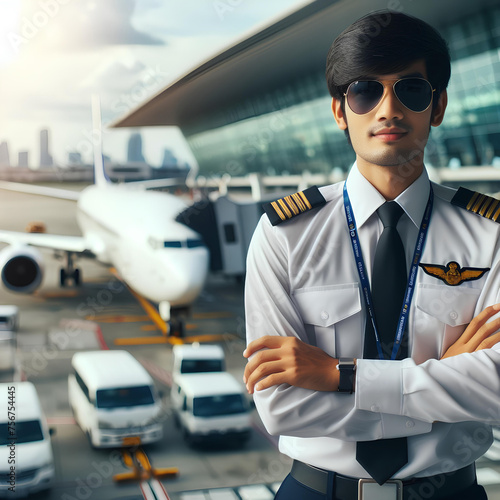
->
[[73, 268, 81, 286], [169, 318, 185, 338]]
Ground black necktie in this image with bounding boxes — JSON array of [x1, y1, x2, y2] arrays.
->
[[356, 201, 408, 485]]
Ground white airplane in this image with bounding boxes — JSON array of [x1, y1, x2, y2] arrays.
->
[[0, 98, 209, 334]]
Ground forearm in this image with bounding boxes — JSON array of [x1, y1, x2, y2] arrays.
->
[[356, 347, 500, 424], [252, 382, 431, 440]]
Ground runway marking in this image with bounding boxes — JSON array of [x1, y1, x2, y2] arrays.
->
[[95, 324, 109, 350], [114, 446, 177, 500]]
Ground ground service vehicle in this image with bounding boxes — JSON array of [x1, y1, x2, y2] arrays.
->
[[171, 371, 251, 445], [0, 382, 55, 497], [172, 343, 225, 376], [68, 350, 163, 448]]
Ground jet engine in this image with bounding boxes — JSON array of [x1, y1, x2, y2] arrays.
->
[[0, 245, 44, 293]]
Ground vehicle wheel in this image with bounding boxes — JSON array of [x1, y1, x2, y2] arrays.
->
[[173, 413, 180, 429], [182, 428, 193, 446], [60, 268, 67, 287], [86, 430, 97, 448]]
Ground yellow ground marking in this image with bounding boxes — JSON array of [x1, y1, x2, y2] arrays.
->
[[193, 312, 234, 319], [114, 447, 178, 482], [114, 333, 237, 346], [140, 323, 198, 332], [109, 268, 169, 335], [140, 324, 160, 331], [35, 290, 79, 299], [114, 336, 172, 346], [87, 314, 150, 323]]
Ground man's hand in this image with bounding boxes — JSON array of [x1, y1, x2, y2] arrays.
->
[[441, 303, 500, 360], [243, 336, 338, 394]]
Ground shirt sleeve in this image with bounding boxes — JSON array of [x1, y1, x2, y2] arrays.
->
[[245, 216, 432, 440], [356, 237, 500, 424]]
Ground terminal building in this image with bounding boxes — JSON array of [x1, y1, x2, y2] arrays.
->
[[113, 0, 500, 178]]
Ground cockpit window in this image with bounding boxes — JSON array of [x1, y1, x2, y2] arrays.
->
[[148, 237, 205, 250], [163, 241, 183, 248], [187, 239, 204, 248]]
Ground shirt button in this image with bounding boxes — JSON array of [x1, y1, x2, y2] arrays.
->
[[370, 405, 380, 412], [449, 311, 458, 321], [406, 420, 415, 428], [320, 311, 329, 321]]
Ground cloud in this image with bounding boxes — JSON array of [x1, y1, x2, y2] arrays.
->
[[17, 0, 164, 51]]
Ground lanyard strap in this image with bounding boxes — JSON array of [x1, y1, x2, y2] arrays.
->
[[343, 182, 433, 360]]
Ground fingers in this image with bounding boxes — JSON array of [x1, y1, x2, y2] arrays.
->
[[461, 303, 500, 345], [243, 335, 287, 359], [475, 331, 500, 351], [467, 315, 500, 352], [245, 360, 286, 394], [243, 347, 281, 385]]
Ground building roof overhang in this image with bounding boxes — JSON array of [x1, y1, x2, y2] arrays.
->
[[111, 0, 498, 132]]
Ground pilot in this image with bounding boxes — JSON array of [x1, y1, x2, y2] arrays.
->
[[244, 11, 500, 500]]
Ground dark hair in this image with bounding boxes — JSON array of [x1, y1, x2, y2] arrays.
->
[[326, 11, 451, 107]]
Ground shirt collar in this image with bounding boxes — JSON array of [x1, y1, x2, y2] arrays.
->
[[345, 162, 430, 228]]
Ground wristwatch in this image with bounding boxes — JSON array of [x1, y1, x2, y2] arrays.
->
[[337, 358, 356, 393]]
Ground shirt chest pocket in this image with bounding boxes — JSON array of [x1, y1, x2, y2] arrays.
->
[[292, 283, 362, 358], [413, 284, 481, 362]]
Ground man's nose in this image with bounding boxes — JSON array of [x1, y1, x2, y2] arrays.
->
[[375, 86, 405, 121]]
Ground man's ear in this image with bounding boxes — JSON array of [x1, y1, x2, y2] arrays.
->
[[431, 89, 447, 127], [331, 98, 348, 130]]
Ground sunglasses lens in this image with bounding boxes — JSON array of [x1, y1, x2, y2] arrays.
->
[[394, 78, 433, 112], [347, 81, 384, 114]]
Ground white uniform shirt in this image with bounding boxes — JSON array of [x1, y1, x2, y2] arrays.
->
[[245, 163, 500, 479]]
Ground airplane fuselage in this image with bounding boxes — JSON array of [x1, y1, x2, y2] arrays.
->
[[76, 185, 209, 307]]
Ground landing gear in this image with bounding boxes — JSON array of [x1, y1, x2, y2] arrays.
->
[[59, 252, 81, 287], [160, 301, 187, 337], [168, 317, 185, 338]]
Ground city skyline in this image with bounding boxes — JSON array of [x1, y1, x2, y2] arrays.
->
[[0, 0, 310, 172], [0, 127, 189, 170]]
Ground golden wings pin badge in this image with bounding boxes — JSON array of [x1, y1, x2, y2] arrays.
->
[[419, 261, 490, 286]]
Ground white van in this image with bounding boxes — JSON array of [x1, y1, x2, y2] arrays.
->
[[171, 372, 251, 445], [0, 382, 55, 497], [172, 343, 225, 376], [68, 350, 163, 448]]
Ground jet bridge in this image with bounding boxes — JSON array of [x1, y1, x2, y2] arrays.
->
[[177, 195, 265, 277]]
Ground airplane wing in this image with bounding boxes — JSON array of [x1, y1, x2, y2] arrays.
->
[[0, 230, 93, 255], [0, 181, 81, 201]]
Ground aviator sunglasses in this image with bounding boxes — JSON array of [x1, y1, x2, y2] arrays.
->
[[344, 78, 435, 114]]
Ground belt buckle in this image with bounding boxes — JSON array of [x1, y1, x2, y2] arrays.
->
[[358, 478, 403, 500]]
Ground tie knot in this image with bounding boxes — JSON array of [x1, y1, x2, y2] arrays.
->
[[377, 202, 404, 228]]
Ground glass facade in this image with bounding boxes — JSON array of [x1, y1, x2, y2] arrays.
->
[[186, 7, 500, 177]]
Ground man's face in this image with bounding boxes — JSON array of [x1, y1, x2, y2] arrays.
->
[[332, 60, 447, 174]]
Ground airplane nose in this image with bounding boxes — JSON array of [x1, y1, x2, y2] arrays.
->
[[168, 248, 209, 303]]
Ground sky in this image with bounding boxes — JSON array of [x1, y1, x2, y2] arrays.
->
[[0, 0, 311, 169]]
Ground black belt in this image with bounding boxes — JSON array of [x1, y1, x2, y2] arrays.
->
[[290, 460, 476, 499]]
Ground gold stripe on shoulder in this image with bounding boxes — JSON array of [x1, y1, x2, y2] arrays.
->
[[298, 191, 312, 209], [271, 201, 286, 221], [263, 186, 327, 226], [451, 187, 500, 224]]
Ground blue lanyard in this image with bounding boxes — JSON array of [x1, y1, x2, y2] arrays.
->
[[343, 182, 433, 360]]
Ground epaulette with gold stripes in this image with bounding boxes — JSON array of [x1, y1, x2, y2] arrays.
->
[[451, 187, 500, 223], [263, 186, 326, 226]]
